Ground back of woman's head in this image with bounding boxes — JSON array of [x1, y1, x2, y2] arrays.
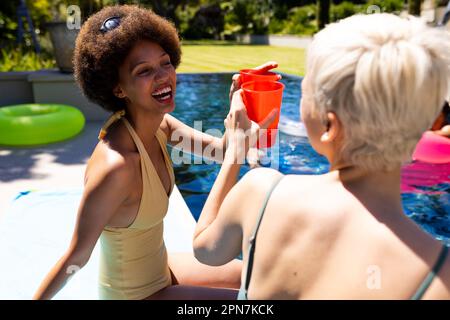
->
[[306, 13, 450, 171]]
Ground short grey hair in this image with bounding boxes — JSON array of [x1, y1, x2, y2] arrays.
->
[[306, 13, 450, 171]]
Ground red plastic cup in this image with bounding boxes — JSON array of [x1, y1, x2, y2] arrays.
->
[[241, 81, 284, 148], [240, 69, 279, 84]]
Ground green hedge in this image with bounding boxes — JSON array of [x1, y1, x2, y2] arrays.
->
[[0, 47, 55, 72], [267, 0, 405, 36]]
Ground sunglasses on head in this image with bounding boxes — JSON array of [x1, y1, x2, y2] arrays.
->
[[100, 16, 121, 33]]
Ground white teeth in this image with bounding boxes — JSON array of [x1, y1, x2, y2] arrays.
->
[[152, 86, 172, 96]]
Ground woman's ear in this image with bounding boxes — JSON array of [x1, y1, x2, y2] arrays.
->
[[113, 85, 126, 99], [320, 112, 341, 143]]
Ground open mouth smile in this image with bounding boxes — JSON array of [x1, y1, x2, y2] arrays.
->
[[151, 85, 173, 104]]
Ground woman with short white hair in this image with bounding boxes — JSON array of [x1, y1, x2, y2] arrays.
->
[[193, 13, 450, 299]]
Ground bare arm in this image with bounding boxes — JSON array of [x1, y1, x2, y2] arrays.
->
[[164, 61, 281, 163], [434, 125, 450, 137], [193, 90, 278, 266], [193, 151, 243, 265], [164, 114, 227, 163], [33, 156, 135, 300]]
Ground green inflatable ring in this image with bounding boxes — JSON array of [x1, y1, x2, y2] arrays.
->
[[0, 104, 85, 146]]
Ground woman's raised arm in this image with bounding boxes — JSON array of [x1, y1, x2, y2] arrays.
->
[[163, 62, 281, 163]]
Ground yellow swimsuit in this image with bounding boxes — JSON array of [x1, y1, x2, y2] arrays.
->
[[98, 112, 175, 300]]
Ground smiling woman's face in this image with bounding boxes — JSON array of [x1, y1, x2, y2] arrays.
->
[[115, 39, 177, 115]]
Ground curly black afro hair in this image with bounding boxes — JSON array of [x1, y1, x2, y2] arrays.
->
[[73, 5, 181, 113]]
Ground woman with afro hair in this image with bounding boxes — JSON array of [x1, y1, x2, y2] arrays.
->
[[33, 5, 277, 300]]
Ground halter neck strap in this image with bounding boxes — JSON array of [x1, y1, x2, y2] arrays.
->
[[98, 110, 126, 140]]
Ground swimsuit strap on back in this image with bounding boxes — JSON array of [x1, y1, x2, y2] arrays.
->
[[238, 175, 284, 300], [411, 244, 448, 300]]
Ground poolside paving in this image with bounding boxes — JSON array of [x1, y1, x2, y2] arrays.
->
[[0, 121, 102, 221], [0, 121, 198, 299]]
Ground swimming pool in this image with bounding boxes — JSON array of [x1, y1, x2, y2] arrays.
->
[[172, 73, 450, 242]]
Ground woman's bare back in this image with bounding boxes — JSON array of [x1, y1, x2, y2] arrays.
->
[[241, 173, 450, 299]]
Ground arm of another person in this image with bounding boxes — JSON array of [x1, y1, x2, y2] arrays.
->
[[434, 125, 450, 137], [32, 155, 135, 300], [163, 62, 281, 163], [163, 113, 226, 163], [193, 90, 278, 266], [431, 102, 450, 137], [193, 166, 282, 266]]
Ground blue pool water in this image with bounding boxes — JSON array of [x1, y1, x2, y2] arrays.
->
[[172, 73, 450, 242]]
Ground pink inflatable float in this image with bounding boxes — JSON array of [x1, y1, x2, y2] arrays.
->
[[412, 131, 450, 164]]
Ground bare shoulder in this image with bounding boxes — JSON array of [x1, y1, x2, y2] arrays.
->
[[239, 167, 283, 188], [259, 172, 348, 235], [282, 172, 328, 190], [279, 172, 347, 208], [234, 169, 346, 232], [232, 168, 282, 228], [241, 168, 323, 206], [74, 140, 140, 229], [85, 137, 139, 194], [237, 168, 326, 206], [241, 168, 324, 189]]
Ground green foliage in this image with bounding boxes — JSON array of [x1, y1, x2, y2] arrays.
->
[[0, 47, 56, 72], [176, 3, 198, 37], [330, 1, 361, 22], [0, 0, 51, 49], [0, 0, 413, 62], [224, 0, 274, 35], [182, 3, 225, 39], [0, 12, 17, 45], [266, 0, 406, 36], [330, 0, 404, 23], [268, 17, 286, 34], [282, 5, 317, 35], [366, 0, 404, 13]]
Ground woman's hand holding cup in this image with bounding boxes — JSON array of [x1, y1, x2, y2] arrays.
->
[[225, 89, 278, 164]]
